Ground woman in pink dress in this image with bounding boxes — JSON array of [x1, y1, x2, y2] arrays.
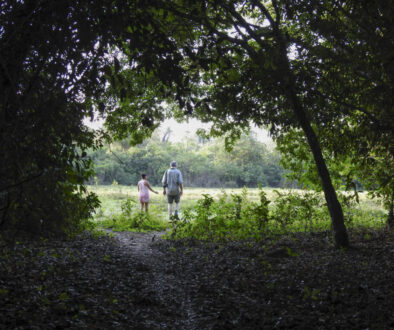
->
[[137, 174, 158, 212]]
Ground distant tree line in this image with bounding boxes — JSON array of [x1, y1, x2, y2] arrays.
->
[[87, 132, 284, 188]]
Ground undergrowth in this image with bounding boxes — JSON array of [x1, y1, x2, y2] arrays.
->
[[93, 187, 386, 239], [96, 198, 169, 232], [165, 187, 386, 242]]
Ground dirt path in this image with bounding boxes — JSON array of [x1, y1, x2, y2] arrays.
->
[[111, 230, 160, 255], [109, 230, 197, 329], [104, 230, 394, 329], [2, 230, 394, 328]]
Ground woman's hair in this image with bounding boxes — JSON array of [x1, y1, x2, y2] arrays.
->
[[141, 173, 146, 179]]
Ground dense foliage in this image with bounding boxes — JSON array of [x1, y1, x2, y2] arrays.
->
[[0, 0, 113, 234], [0, 0, 189, 235], [87, 132, 283, 188]]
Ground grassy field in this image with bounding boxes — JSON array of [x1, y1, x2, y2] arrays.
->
[[88, 185, 386, 229], [89, 185, 300, 217]]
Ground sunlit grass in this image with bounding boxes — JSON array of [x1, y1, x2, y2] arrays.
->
[[88, 185, 387, 234], [88, 185, 269, 218]]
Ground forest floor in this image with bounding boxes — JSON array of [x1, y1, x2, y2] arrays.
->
[[1, 229, 394, 329]]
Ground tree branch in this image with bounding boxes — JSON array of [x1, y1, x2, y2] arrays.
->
[[222, 2, 266, 49], [310, 87, 393, 131], [251, 0, 276, 29], [0, 172, 44, 193], [271, 0, 281, 26], [0, 53, 17, 96]]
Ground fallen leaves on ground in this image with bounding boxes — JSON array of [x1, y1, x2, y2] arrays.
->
[[0, 229, 393, 329]]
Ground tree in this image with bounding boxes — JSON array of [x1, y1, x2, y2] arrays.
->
[[120, 1, 350, 246], [276, 0, 394, 227], [162, 127, 172, 143], [97, 1, 352, 246], [0, 0, 190, 235], [3, 0, 391, 244], [149, 0, 392, 244]]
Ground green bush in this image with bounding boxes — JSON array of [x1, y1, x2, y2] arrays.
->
[[166, 188, 271, 242], [270, 190, 327, 232], [166, 188, 385, 242]]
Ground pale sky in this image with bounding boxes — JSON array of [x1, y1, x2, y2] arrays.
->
[[83, 117, 274, 147], [158, 118, 273, 146]]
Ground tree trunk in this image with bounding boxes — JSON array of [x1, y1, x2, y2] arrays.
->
[[387, 197, 394, 229], [290, 94, 349, 248], [275, 36, 349, 248]]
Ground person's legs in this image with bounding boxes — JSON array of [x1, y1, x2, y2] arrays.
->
[[140, 202, 144, 212], [174, 194, 181, 217], [167, 194, 175, 218], [145, 202, 149, 212]]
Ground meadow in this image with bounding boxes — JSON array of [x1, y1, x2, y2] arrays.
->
[[89, 185, 387, 239], [89, 185, 284, 217]]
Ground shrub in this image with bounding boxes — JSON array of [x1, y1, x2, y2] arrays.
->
[[270, 190, 326, 232], [166, 188, 271, 242]]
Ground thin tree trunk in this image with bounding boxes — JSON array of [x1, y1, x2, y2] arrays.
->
[[275, 36, 349, 248], [387, 195, 394, 229], [388, 207, 393, 229], [290, 93, 349, 247]]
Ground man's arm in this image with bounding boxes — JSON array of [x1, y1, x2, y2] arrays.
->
[[178, 170, 183, 185], [162, 170, 167, 195], [178, 170, 183, 196]]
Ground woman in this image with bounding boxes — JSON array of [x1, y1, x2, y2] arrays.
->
[[137, 174, 158, 212]]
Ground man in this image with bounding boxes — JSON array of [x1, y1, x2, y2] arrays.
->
[[162, 161, 183, 218]]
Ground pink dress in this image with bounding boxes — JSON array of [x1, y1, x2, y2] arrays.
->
[[138, 180, 150, 203]]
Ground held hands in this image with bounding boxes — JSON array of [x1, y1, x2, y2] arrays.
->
[[163, 190, 166, 196]]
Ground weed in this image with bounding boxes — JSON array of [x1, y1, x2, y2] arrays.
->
[[165, 188, 385, 242], [97, 198, 169, 232], [89, 185, 386, 238]]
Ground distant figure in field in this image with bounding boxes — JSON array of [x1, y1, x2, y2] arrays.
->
[[162, 161, 183, 218], [137, 174, 158, 212]]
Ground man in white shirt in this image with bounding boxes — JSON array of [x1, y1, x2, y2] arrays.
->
[[162, 161, 183, 218]]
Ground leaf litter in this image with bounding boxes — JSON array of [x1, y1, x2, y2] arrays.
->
[[0, 229, 393, 329]]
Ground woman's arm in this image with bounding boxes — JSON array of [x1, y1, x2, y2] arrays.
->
[[145, 181, 158, 194]]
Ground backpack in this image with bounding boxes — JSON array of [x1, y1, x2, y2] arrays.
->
[[164, 169, 180, 196]]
